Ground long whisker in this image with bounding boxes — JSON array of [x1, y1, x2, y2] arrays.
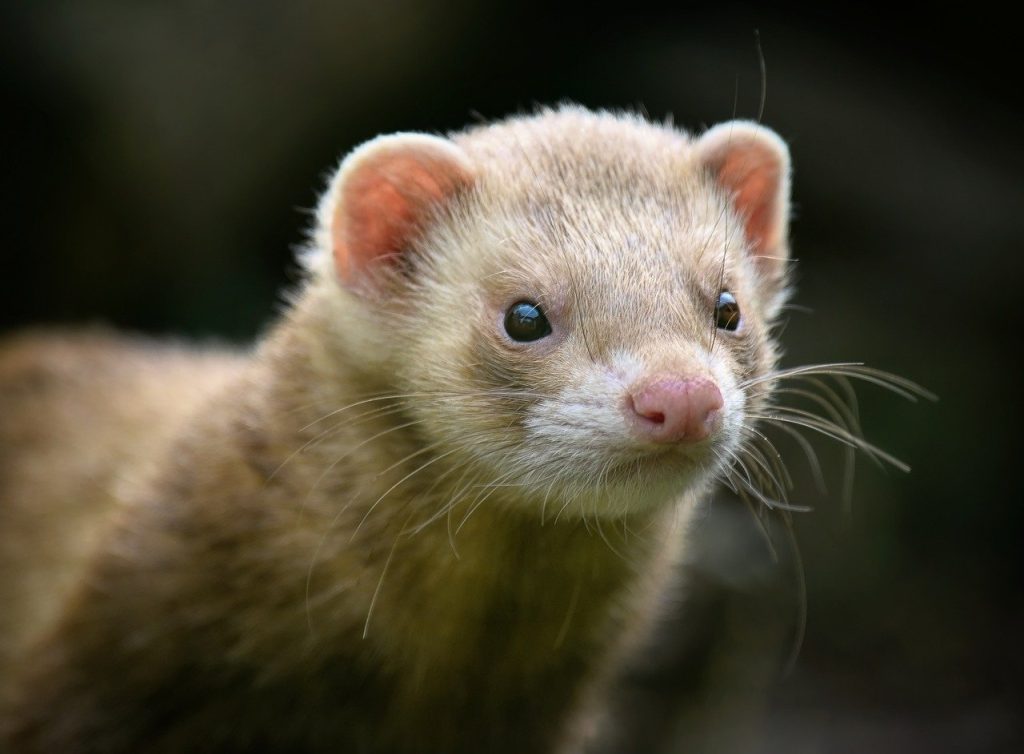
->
[[779, 511, 807, 679], [741, 428, 792, 495], [363, 509, 417, 639], [445, 466, 489, 557], [740, 441, 789, 501], [750, 409, 910, 472], [728, 463, 813, 513], [759, 421, 828, 493], [722, 478, 780, 561], [268, 401, 412, 484], [454, 468, 520, 537], [770, 382, 864, 503], [298, 418, 430, 521], [402, 460, 476, 540], [351, 446, 462, 541], [773, 385, 859, 437], [740, 363, 936, 403], [298, 393, 419, 432]]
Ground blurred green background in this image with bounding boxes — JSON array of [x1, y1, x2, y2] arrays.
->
[[2, 3, 1020, 752]]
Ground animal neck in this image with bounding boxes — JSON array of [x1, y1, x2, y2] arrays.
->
[[172, 294, 691, 750]]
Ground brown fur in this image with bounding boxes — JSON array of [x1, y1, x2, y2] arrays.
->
[[0, 107, 791, 752]]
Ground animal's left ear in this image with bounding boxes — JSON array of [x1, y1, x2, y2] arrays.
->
[[695, 121, 791, 283]]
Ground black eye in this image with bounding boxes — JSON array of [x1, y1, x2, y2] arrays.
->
[[715, 291, 741, 331], [504, 301, 552, 342]]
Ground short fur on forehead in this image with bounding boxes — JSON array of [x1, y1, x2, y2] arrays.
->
[[440, 108, 791, 310], [449, 108, 789, 260]]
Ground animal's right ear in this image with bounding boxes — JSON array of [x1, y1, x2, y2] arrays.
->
[[318, 133, 474, 289]]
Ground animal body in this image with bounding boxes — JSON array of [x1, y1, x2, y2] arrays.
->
[[0, 106, 861, 752]]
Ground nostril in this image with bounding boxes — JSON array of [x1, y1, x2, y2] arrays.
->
[[627, 393, 667, 425], [627, 395, 666, 427]]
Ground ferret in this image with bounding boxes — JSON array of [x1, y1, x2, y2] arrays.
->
[[0, 106, 805, 752]]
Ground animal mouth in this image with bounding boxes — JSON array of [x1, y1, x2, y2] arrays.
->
[[601, 445, 705, 486]]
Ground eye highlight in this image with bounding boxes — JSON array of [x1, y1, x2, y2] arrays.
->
[[504, 301, 552, 342], [715, 291, 741, 331]]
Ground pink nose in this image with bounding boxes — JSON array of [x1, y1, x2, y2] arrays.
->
[[627, 377, 724, 444]]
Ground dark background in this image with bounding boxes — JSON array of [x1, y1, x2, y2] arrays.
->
[[2, 3, 1020, 752]]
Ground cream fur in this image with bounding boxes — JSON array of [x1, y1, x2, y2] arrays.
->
[[0, 106, 792, 753]]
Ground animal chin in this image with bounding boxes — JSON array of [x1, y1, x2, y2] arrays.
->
[[539, 447, 715, 519], [618, 448, 711, 491]]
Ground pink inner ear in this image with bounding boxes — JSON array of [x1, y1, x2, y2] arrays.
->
[[332, 146, 471, 284], [712, 148, 782, 255]]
